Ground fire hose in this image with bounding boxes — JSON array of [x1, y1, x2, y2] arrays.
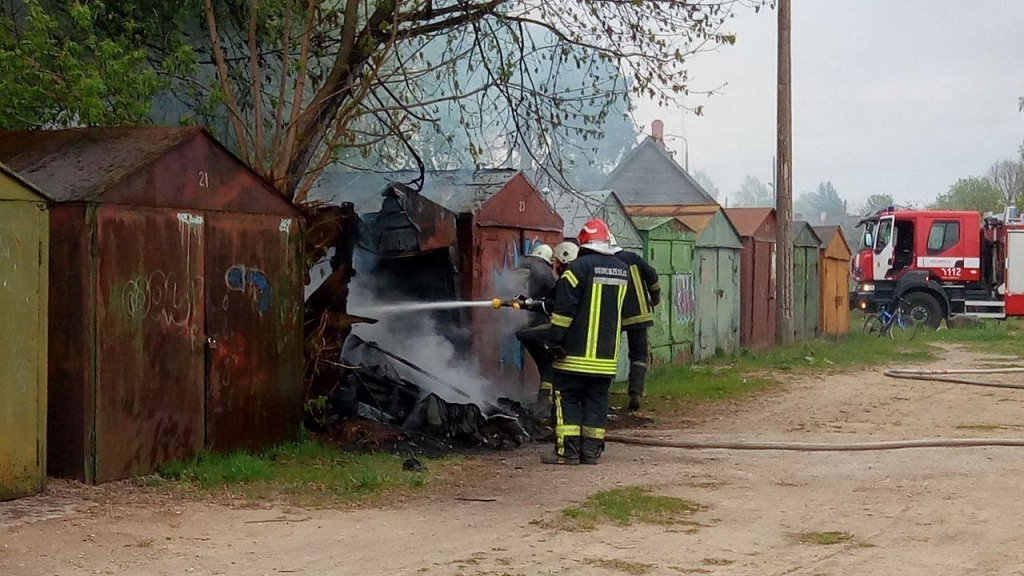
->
[[605, 367, 1024, 452]]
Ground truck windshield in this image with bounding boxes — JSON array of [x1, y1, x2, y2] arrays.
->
[[859, 220, 876, 249]]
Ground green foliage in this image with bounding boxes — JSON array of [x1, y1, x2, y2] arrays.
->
[[931, 176, 1004, 213], [155, 440, 443, 506], [731, 174, 773, 207], [859, 193, 895, 215], [0, 0, 166, 128], [796, 181, 846, 223]]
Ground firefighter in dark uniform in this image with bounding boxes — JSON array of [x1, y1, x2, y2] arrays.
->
[[514, 244, 556, 414], [542, 219, 628, 465], [609, 235, 661, 412]]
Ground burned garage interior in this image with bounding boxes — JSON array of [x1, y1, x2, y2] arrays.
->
[[303, 171, 563, 453]]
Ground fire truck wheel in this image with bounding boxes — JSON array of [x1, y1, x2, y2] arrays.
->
[[900, 292, 943, 329]]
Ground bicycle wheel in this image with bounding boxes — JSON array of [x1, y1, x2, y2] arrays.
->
[[862, 314, 884, 336], [888, 312, 920, 341]]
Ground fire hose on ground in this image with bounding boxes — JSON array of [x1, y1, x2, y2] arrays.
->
[[604, 367, 1024, 452]]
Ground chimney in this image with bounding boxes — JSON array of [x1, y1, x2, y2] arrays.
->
[[651, 119, 665, 148]]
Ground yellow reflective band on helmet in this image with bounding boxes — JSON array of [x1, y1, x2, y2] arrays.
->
[[551, 313, 573, 328], [582, 426, 605, 440], [539, 382, 553, 391], [556, 425, 581, 437], [630, 265, 649, 317], [586, 283, 602, 358], [563, 270, 579, 288]]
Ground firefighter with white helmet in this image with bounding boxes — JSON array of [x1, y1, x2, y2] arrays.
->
[[514, 242, 557, 417], [552, 241, 579, 274], [514, 241, 580, 419], [542, 218, 628, 465]]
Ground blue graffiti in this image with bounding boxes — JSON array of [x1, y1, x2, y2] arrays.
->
[[225, 265, 272, 313]]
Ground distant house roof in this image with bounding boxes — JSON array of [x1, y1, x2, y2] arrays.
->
[[309, 168, 523, 214], [548, 189, 642, 249], [725, 207, 775, 238], [602, 137, 717, 207], [0, 127, 201, 202]]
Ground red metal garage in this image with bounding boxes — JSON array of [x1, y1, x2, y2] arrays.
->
[[0, 127, 303, 483], [725, 208, 777, 351]]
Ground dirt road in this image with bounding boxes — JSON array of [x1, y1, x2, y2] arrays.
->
[[4, 346, 1024, 576]]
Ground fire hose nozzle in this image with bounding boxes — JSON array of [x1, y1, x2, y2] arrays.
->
[[492, 298, 521, 309]]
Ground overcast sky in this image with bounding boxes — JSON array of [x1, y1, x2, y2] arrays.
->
[[631, 1, 1024, 209]]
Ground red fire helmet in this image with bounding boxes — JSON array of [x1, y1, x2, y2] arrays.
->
[[578, 218, 612, 245]]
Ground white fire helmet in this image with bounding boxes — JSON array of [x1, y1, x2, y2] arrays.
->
[[529, 243, 554, 264], [553, 241, 580, 265]]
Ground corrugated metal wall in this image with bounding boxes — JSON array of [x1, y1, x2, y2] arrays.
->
[[0, 172, 48, 501], [638, 219, 696, 365]]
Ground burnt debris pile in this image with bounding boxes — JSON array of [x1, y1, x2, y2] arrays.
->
[[308, 335, 548, 453]]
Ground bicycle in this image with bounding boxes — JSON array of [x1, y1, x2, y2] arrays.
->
[[862, 295, 920, 340]]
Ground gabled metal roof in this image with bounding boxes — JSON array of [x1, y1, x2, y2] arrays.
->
[[0, 127, 201, 202], [0, 160, 47, 202], [603, 137, 717, 207], [725, 207, 775, 238]]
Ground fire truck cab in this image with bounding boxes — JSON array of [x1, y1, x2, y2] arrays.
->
[[851, 206, 1023, 327]]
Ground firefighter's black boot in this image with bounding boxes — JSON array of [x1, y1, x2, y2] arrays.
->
[[541, 436, 580, 465], [627, 363, 647, 412], [580, 437, 604, 465], [533, 382, 553, 423]]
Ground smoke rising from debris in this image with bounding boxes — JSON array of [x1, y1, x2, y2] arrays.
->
[[346, 248, 531, 406]]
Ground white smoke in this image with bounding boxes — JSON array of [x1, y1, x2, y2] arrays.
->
[[346, 248, 530, 406]]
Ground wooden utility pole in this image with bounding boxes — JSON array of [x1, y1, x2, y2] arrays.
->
[[775, 0, 794, 344]]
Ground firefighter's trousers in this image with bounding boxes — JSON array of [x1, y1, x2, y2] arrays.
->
[[553, 371, 611, 460], [624, 327, 650, 398], [516, 323, 554, 402]]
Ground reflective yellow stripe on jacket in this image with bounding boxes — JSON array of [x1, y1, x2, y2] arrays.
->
[[621, 264, 653, 326], [553, 356, 619, 375]]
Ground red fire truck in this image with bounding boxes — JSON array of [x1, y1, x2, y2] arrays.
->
[[851, 206, 1024, 327]]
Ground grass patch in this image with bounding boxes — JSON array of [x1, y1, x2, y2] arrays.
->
[[924, 318, 1024, 357], [152, 440, 449, 506], [614, 319, 1024, 417], [581, 558, 655, 575], [799, 531, 853, 546], [613, 331, 937, 415], [547, 487, 702, 532]]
